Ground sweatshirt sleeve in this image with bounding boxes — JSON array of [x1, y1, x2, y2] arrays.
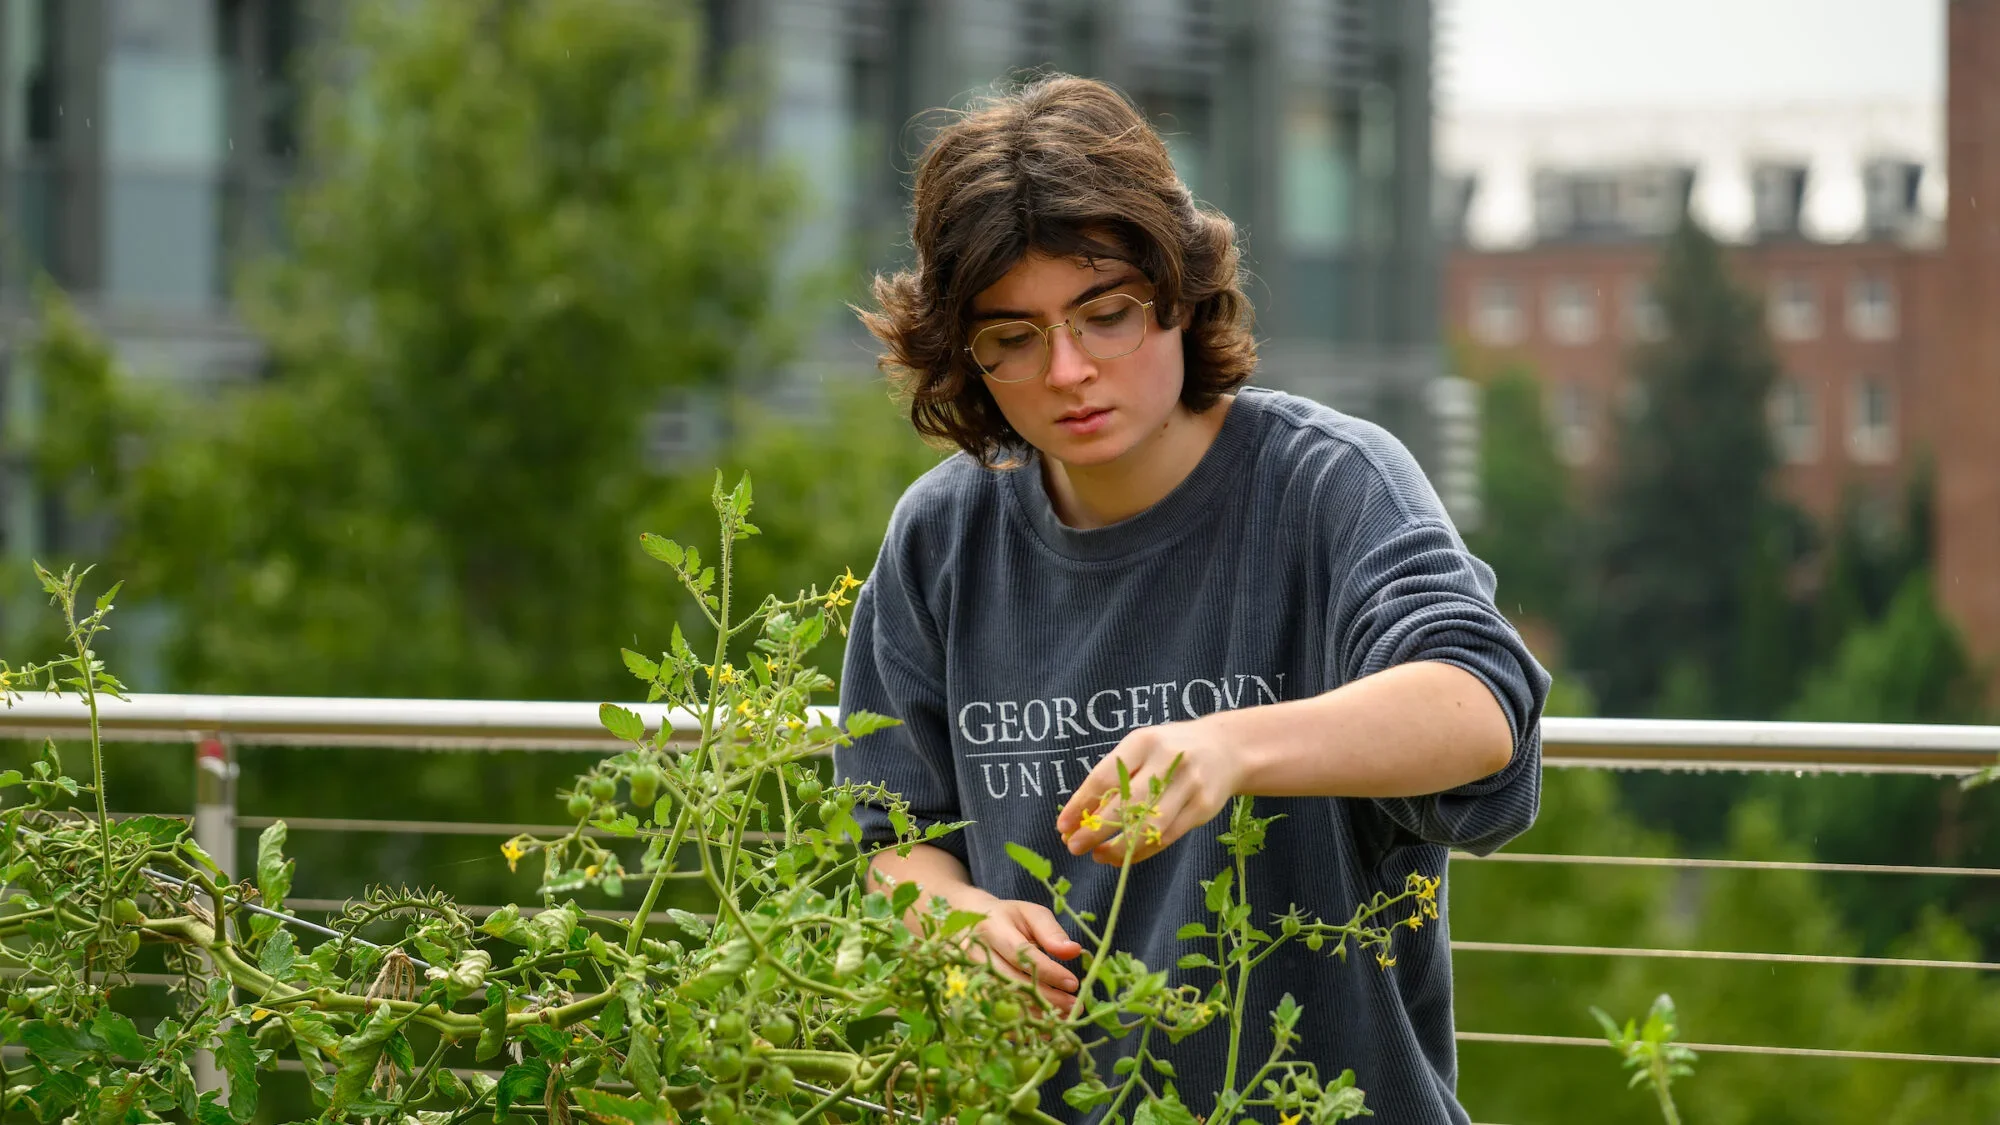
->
[[1325, 462, 1551, 857], [833, 526, 971, 866]]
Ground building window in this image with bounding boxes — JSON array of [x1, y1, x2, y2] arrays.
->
[[1281, 95, 1354, 253], [1545, 278, 1599, 345], [1846, 273, 1899, 340], [1769, 379, 1820, 465], [1550, 380, 1597, 465], [1622, 278, 1666, 342], [1768, 275, 1821, 341], [1471, 278, 1524, 345], [1847, 376, 1896, 463]]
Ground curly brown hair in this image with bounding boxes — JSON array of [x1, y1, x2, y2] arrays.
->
[[857, 74, 1258, 466]]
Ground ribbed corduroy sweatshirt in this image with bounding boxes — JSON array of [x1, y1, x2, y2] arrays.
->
[[834, 387, 1550, 1125]]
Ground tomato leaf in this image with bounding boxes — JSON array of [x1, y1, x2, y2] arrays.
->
[[1005, 841, 1051, 882], [494, 1058, 550, 1119], [600, 703, 646, 743]]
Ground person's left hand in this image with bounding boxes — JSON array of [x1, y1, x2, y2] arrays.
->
[[1054, 720, 1242, 865]]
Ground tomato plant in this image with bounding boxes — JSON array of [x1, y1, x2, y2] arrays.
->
[[0, 474, 1433, 1125]]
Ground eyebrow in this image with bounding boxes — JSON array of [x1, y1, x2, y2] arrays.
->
[[970, 272, 1143, 322]]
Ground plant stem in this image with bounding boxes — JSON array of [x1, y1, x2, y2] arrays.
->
[[629, 517, 738, 954], [392, 1036, 455, 1118], [68, 588, 113, 897], [1651, 1057, 1681, 1125], [1064, 841, 1137, 1016], [1219, 815, 1253, 1102]]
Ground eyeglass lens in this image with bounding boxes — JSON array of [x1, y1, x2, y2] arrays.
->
[[970, 293, 1148, 382]]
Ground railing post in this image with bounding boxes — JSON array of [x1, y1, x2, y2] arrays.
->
[[193, 735, 237, 1096]]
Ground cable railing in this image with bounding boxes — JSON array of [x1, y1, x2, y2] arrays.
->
[[4, 693, 1998, 1090]]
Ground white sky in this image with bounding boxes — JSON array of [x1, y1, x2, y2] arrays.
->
[[1439, 0, 1944, 113]]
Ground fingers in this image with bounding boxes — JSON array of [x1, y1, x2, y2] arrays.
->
[[977, 914, 1077, 993], [969, 924, 1078, 1015], [1085, 789, 1189, 866], [1019, 903, 1084, 963]]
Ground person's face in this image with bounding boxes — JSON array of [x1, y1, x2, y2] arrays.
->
[[966, 252, 1187, 470]]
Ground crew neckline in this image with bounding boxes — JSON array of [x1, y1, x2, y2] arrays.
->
[[1007, 388, 1270, 563]]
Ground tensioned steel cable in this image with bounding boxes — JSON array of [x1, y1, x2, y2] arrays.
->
[[1451, 939, 2000, 972], [1451, 850, 2000, 878], [1454, 1031, 2000, 1066]]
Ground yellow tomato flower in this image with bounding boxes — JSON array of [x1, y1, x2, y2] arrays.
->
[[1376, 952, 1397, 969], [584, 864, 600, 878], [1079, 809, 1107, 833], [944, 968, 968, 998], [1279, 1114, 1302, 1125], [1142, 823, 1163, 846], [501, 839, 527, 872]]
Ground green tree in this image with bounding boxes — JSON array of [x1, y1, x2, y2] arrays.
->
[[21, 0, 798, 701], [1464, 365, 1582, 630], [1570, 218, 1786, 717]]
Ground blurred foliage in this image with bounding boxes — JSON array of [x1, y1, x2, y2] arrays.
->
[[17, 0, 798, 703], [1455, 775, 2000, 1124], [1462, 365, 1582, 632], [1455, 214, 1999, 1117], [1567, 218, 1786, 718]]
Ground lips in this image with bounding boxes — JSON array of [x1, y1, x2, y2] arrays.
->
[[1054, 407, 1112, 435]]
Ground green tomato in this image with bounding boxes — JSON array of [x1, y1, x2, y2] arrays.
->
[[1012, 1054, 1040, 1083], [590, 775, 618, 802], [817, 799, 841, 825], [713, 1011, 747, 1041], [710, 1046, 744, 1081], [111, 898, 142, 925], [795, 776, 823, 805], [1305, 933, 1325, 952], [771, 1114, 797, 1125], [6, 993, 30, 1014], [760, 1063, 796, 1096], [990, 999, 1022, 1024], [979, 1113, 1008, 1125], [566, 790, 594, 819], [1281, 915, 1301, 937], [759, 1014, 798, 1047], [956, 1079, 982, 1106], [629, 765, 662, 809]]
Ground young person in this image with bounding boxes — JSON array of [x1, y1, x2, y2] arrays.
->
[[834, 74, 1548, 1125]]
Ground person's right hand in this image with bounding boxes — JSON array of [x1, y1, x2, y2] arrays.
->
[[954, 891, 1084, 1015]]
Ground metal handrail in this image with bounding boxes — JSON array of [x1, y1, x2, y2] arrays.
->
[[0, 692, 1995, 770], [6, 693, 1996, 1077]]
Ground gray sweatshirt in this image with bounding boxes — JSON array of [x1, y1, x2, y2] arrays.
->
[[834, 387, 1548, 1124]]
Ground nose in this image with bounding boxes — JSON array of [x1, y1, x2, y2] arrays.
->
[[1043, 324, 1097, 389]]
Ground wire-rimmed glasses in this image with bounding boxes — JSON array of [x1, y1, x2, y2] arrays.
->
[[965, 292, 1155, 383]]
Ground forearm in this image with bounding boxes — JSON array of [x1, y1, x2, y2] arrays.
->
[[1219, 660, 1514, 799], [869, 842, 991, 931]]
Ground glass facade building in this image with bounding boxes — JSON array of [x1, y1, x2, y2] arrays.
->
[[1, 0, 1447, 469], [734, 0, 1446, 462]]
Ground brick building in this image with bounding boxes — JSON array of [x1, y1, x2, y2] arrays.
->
[[1937, 0, 2000, 693], [1443, 205, 1932, 523], [1441, 3, 2000, 686]]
